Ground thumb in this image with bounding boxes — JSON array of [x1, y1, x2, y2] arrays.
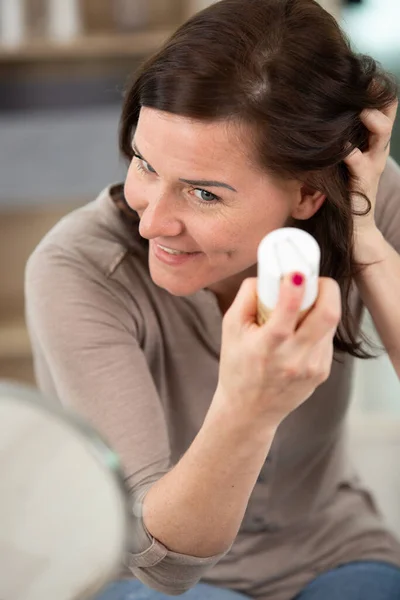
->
[[266, 271, 306, 333], [226, 277, 258, 326]]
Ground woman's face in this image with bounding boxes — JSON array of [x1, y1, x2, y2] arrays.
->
[[124, 107, 305, 299]]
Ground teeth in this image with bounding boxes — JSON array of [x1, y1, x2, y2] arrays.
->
[[158, 244, 187, 255]]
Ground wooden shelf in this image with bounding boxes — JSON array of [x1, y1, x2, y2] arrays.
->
[[0, 28, 175, 63]]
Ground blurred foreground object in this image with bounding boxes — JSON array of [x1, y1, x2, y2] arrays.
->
[[0, 382, 130, 600]]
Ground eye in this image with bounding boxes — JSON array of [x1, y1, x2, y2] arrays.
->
[[133, 152, 156, 174], [193, 189, 221, 204]]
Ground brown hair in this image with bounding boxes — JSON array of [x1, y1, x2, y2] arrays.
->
[[119, 0, 398, 361]]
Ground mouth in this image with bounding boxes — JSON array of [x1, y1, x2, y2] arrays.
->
[[157, 243, 194, 256], [151, 241, 202, 266]]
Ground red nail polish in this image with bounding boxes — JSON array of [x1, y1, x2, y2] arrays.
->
[[292, 273, 304, 286]]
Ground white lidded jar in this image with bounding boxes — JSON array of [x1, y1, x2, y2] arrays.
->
[[112, 0, 150, 31], [257, 228, 321, 327], [0, 0, 25, 47], [47, 0, 82, 42]]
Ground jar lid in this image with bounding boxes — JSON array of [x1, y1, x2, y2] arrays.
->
[[257, 228, 321, 311]]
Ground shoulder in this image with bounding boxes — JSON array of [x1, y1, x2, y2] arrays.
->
[[375, 156, 400, 252], [376, 156, 400, 219], [25, 185, 150, 338], [27, 184, 147, 278]]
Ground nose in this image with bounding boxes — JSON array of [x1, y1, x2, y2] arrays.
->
[[138, 190, 184, 240]]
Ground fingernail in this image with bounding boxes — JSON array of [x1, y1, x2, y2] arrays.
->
[[292, 273, 304, 287]]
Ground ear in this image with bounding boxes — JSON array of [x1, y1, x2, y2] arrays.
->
[[291, 185, 326, 220]]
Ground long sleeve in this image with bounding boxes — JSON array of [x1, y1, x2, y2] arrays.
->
[[25, 239, 230, 595]]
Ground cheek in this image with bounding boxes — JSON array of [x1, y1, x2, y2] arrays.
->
[[244, 195, 290, 234], [196, 220, 245, 260], [225, 202, 289, 256], [193, 213, 234, 246]]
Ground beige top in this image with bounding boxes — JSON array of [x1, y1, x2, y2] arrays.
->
[[25, 158, 400, 600]]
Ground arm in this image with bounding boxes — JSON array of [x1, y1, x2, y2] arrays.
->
[[354, 226, 400, 377], [143, 397, 276, 558], [25, 243, 275, 594], [344, 99, 400, 378]]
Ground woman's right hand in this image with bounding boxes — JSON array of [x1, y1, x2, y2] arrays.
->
[[215, 273, 342, 430]]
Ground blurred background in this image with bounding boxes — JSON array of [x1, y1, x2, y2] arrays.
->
[[0, 0, 399, 536]]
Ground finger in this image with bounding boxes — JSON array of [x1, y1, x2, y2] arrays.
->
[[262, 272, 306, 348], [227, 277, 258, 328], [381, 98, 399, 123], [368, 81, 398, 121], [360, 108, 393, 155], [343, 145, 364, 173], [294, 277, 341, 348], [299, 328, 335, 382]]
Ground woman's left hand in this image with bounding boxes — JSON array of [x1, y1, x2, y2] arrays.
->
[[344, 99, 398, 239]]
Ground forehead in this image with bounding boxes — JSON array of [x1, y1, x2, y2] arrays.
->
[[135, 107, 256, 175]]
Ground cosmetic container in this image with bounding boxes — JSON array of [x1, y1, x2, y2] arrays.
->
[[257, 228, 321, 326]]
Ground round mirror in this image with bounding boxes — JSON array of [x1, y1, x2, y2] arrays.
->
[[0, 382, 130, 600]]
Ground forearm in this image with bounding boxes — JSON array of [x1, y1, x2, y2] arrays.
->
[[142, 393, 276, 558], [354, 229, 400, 377]]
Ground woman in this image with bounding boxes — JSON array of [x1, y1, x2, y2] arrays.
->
[[25, 0, 400, 599]]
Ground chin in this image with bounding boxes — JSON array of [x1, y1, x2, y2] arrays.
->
[[150, 268, 204, 297]]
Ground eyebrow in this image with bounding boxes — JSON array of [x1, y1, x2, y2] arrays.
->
[[132, 141, 238, 192]]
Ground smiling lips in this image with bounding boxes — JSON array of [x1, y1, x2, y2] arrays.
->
[[156, 241, 202, 255], [152, 241, 202, 266], [157, 243, 192, 255]]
